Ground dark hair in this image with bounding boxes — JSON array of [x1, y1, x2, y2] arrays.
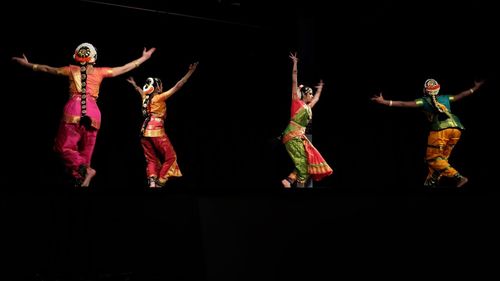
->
[[153, 78, 162, 90], [144, 77, 163, 93], [300, 86, 313, 99]]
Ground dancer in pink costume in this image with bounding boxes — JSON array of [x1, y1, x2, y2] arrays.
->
[[12, 43, 156, 187]]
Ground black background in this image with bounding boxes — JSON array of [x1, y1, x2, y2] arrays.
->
[[1, 0, 499, 191], [1, 1, 499, 280]]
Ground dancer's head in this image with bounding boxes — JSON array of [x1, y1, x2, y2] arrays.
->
[[299, 84, 314, 102], [143, 77, 163, 94], [73, 43, 97, 65], [423, 78, 440, 96]]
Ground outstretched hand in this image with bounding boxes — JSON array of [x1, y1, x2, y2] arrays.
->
[[189, 61, 199, 71], [12, 54, 29, 66], [315, 79, 325, 90], [126, 76, 137, 86], [289, 52, 298, 62], [142, 47, 156, 59], [371, 92, 385, 104], [474, 79, 486, 88]]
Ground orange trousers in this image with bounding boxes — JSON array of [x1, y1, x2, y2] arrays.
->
[[424, 128, 462, 186]]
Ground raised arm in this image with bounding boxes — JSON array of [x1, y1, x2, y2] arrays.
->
[[371, 92, 419, 108], [126, 76, 144, 96], [109, 47, 156, 77], [12, 54, 68, 76], [156, 62, 199, 101], [309, 80, 324, 109], [452, 80, 486, 102], [289, 52, 299, 100]]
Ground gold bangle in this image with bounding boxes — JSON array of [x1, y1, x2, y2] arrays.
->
[[134, 61, 140, 68], [389, 100, 393, 107], [32, 64, 38, 71], [469, 88, 474, 94]]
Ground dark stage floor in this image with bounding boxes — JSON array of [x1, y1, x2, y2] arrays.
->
[[2, 184, 499, 281]]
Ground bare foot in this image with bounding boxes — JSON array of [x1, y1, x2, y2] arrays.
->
[[149, 179, 156, 188], [150, 183, 162, 189], [456, 176, 468, 188], [281, 179, 291, 188], [81, 167, 96, 187]]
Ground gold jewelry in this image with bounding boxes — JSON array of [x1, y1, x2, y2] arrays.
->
[[134, 61, 140, 68], [389, 100, 393, 107], [469, 88, 474, 94], [32, 64, 39, 71]]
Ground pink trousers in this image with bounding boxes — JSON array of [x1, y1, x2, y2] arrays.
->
[[54, 122, 98, 179]]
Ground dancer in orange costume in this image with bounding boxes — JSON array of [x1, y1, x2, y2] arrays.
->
[[372, 78, 485, 187], [126, 62, 198, 188]]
